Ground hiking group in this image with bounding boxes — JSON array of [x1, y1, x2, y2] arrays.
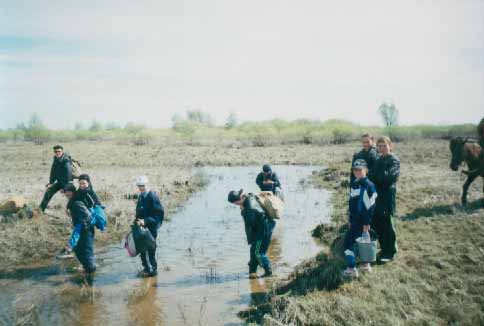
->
[[36, 118, 484, 284]]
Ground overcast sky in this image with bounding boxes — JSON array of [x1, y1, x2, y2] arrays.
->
[[0, 0, 483, 129]]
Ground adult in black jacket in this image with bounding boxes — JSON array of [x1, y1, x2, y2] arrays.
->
[[40, 145, 73, 212], [256, 164, 282, 195], [370, 136, 400, 263], [350, 134, 378, 183], [228, 189, 276, 279], [64, 184, 96, 283], [134, 176, 164, 277]]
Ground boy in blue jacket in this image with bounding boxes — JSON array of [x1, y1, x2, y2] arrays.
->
[[134, 176, 164, 277], [344, 159, 377, 278]]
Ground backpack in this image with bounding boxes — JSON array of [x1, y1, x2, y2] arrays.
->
[[90, 205, 107, 231], [255, 191, 285, 219], [71, 158, 82, 179], [131, 223, 157, 253]]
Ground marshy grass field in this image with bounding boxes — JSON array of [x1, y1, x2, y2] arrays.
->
[[1, 130, 483, 325]]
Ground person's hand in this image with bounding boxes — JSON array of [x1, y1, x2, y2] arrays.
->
[[363, 225, 370, 233], [264, 180, 274, 185], [46, 184, 52, 189], [137, 219, 145, 226]]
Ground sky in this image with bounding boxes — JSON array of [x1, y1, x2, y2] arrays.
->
[[0, 0, 483, 129]]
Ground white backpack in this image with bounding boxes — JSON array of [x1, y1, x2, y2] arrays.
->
[[255, 191, 285, 219]]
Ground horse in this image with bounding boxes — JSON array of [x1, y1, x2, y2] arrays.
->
[[449, 137, 484, 205]]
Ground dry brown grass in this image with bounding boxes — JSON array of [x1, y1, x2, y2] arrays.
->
[[0, 140, 334, 270]]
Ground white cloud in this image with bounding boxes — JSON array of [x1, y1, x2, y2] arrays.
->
[[1, 0, 483, 129]]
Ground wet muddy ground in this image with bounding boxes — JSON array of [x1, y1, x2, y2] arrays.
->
[[1, 165, 330, 326]]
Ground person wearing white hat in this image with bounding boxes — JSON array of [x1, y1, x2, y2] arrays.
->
[[134, 175, 164, 277]]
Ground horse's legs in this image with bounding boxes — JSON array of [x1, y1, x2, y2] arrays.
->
[[462, 174, 478, 205]]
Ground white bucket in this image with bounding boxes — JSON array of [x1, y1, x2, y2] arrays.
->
[[356, 237, 377, 263]]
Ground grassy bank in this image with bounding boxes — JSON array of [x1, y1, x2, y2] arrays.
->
[[242, 140, 484, 326]]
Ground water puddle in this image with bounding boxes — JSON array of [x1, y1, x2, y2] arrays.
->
[[0, 166, 330, 326]]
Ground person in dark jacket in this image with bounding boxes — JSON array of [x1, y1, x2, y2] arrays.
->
[[75, 174, 101, 209], [370, 136, 400, 263], [40, 145, 73, 212], [256, 165, 282, 196], [134, 176, 164, 277], [64, 184, 96, 284], [343, 159, 377, 278], [350, 134, 378, 183], [228, 189, 276, 279]]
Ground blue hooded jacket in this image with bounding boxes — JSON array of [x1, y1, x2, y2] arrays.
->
[[349, 177, 377, 226]]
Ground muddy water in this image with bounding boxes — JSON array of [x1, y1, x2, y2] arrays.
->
[[0, 166, 330, 326]]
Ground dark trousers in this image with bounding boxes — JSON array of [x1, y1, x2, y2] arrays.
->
[[371, 207, 397, 257], [249, 220, 276, 274], [140, 223, 160, 272], [74, 226, 96, 273], [40, 183, 64, 211], [344, 223, 363, 252]]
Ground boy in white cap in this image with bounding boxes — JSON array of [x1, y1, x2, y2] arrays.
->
[[135, 176, 164, 277]]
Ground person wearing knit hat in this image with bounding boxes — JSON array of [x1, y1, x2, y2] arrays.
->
[[255, 164, 282, 196], [228, 189, 276, 279]]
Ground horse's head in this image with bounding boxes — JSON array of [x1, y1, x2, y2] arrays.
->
[[449, 137, 466, 171]]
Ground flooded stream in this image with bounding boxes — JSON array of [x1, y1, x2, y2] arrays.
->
[[0, 166, 330, 326]]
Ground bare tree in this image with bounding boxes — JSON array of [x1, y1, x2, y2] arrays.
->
[[378, 101, 399, 139], [378, 101, 399, 127]]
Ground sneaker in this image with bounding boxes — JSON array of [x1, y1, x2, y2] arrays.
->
[[343, 267, 359, 278], [360, 263, 372, 273], [377, 254, 395, 265], [56, 248, 74, 259], [249, 273, 258, 279]]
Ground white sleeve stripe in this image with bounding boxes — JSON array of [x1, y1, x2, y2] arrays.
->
[[350, 188, 361, 197], [363, 191, 377, 210]]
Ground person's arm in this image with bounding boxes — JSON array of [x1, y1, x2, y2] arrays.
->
[[64, 158, 73, 184], [49, 160, 56, 185], [243, 211, 255, 245], [383, 156, 400, 187], [89, 190, 101, 206], [150, 192, 164, 217], [368, 149, 378, 171], [135, 197, 143, 219], [272, 173, 281, 189], [256, 173, 264, 190], [144, 192, 164, 228]]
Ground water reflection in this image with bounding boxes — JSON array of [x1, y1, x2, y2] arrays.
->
[[1, 166, 330, 326]]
